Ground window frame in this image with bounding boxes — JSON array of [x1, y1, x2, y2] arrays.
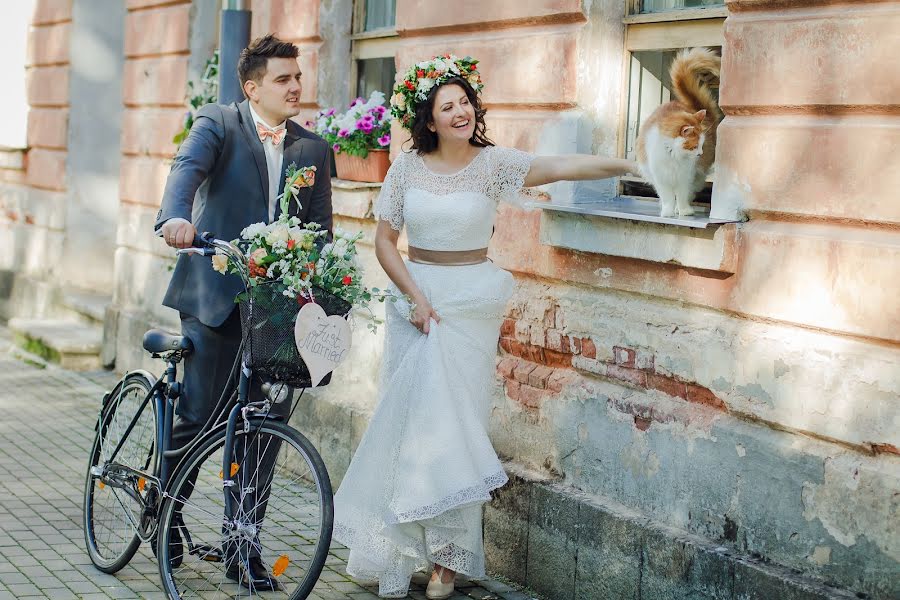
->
[[350, 0, 399, 101]]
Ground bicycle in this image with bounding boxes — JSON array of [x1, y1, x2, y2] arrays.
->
[[83, 233, 337, 599]]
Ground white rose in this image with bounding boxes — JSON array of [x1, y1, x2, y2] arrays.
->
[[211, 254, 228, 274], [288, 226, 305, 242], [391, 92, 406, 110], [241, 222, 267, 239], [266, 225, 289, 245]]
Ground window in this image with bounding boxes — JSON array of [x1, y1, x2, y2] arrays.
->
[[351, 0, 398, 101], [620, 0, 726, 208]]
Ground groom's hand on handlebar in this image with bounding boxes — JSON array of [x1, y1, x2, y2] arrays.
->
[[161, 218, 197, 249]]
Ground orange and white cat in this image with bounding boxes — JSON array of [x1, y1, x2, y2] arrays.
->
[[635, 47, 721, 217]]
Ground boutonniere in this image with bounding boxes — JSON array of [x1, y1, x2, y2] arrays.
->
[[278, 163, 317, 215]]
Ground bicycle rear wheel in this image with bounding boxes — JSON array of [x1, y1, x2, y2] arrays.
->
[[158, 418, 333, 599], [83, 372, 158, 573]]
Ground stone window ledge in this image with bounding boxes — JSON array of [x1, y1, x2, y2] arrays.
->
[[0, 146, 27, 170], [532, 198, 742, 273], [332, 177, 382, 190]]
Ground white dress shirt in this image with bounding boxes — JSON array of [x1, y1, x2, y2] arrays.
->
[[248, 103, 286, 223]]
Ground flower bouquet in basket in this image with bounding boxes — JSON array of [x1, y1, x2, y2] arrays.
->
[[213, 163, 399, 386]]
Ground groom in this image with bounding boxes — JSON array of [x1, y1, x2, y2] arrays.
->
[[155, 34, 333, 590]]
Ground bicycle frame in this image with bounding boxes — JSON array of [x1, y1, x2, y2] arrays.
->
[[95, 235, 278, 544]]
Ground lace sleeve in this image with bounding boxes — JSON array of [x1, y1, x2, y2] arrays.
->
[[374, 152, 407, 231], [487, 146, 535, 204]]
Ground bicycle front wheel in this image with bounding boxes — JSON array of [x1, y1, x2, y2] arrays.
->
[[83, 372, 158, 573], [158, 418, 333, 600]]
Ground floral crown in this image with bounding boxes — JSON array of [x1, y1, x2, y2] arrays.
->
[[390, 54, 483, 131]]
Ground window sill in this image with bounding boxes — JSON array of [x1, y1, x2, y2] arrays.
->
[[0, 146, 27, 170], [531, 197, 741, 273]]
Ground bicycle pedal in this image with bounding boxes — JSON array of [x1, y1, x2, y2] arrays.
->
[[190, 544, 224, 562]]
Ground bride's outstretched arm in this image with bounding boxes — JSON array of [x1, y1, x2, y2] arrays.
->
[[523, 155, 638, 187], [374, 220, 441, 334]]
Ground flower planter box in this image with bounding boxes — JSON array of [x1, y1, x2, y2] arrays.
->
[[334, 149, 390, 183]]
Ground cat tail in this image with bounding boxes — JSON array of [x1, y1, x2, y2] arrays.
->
[[669, 47, 721, 119]]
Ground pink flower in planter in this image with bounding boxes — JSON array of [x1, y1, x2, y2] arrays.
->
[[338, 129, 350, 137], [332, 143, 341, 153], [377, 134, 391, 147]]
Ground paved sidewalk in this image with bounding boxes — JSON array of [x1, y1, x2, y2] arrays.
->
[[0, 327, 536, 600]]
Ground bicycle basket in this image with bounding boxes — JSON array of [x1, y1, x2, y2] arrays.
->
[[238, 282, 352, 387]]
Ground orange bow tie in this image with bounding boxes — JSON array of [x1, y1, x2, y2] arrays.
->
[[256, 121, 286, 146]]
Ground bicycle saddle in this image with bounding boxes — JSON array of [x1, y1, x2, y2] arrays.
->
[[142, 329, 194, 355]]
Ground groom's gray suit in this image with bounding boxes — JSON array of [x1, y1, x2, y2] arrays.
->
[[157, 100, 333, 329], [154, 100, 332, 561]]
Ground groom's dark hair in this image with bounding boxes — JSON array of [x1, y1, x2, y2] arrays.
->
[[238, 34, 300, 88]]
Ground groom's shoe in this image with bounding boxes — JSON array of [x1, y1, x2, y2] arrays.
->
[[426, 566, 455, 600], [225, 556, 282, 592]]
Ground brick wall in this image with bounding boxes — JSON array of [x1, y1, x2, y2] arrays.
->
[[25, 0, 71, 193]]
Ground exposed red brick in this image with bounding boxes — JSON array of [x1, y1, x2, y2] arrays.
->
[[871, 443, 899, 456], [497, 357, 517, 380], [569, 336, 582, 354], [685, 384, 727, 411], [543, 349, 573, 369], [543, 304, 557, 328], [514, 321, 531, 343], [634, 416, 652, 431], [647, 373, 687, 400], [606, 364, 647, 388], [500, 318, 516, 339], [505, 380, 521, 401], [581, 338, 597, 359], [499, 338, 544, 363], [544, 329, 572, 353], [513, 361, 537, 384], [528, 365, 554, 389], [547, 370, 573, 393], [635, 349, 655, 371], [519, 384, 548, 409], [613, 346, 636, 368]]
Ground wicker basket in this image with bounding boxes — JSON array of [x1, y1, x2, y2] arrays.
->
[[238, 282, 352, 387]]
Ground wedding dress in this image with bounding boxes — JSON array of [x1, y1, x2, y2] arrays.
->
[[333, 146, 535, 598]]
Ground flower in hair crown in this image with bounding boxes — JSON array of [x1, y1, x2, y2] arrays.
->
[[390, 54, 483, 131]]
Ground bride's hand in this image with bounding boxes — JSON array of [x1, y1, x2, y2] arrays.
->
[[409, 297, 440, 334]]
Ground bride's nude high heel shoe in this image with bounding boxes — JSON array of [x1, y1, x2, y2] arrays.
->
[[425, 565, 455, 600]]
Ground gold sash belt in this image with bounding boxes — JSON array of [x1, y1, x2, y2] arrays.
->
[[407, 246, 489, 266]]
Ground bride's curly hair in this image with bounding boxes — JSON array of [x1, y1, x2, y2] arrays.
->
[[409, 77, 494, 155]]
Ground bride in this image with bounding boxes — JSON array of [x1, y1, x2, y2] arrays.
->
[[333, 54, 636, 599]]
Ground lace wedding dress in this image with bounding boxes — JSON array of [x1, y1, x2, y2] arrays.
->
[[333, 146, 535, 598]]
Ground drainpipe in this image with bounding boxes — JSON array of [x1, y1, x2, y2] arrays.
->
[[218, 0, 251, 105]]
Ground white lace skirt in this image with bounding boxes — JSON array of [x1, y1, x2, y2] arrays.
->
[[333, 260, 514, 598]]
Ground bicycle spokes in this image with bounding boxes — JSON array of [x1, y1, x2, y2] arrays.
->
[[158, 423, 332, 599]]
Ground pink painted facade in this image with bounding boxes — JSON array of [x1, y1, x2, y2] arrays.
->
[[2, 0, 897, 597]]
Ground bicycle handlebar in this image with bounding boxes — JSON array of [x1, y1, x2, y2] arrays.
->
[[175, 231, 251, 289]]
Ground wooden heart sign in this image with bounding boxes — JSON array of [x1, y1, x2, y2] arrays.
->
[[293, 302, 352, 386]]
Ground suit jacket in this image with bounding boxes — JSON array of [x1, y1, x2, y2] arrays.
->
[[155, 100, 333, 327]]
